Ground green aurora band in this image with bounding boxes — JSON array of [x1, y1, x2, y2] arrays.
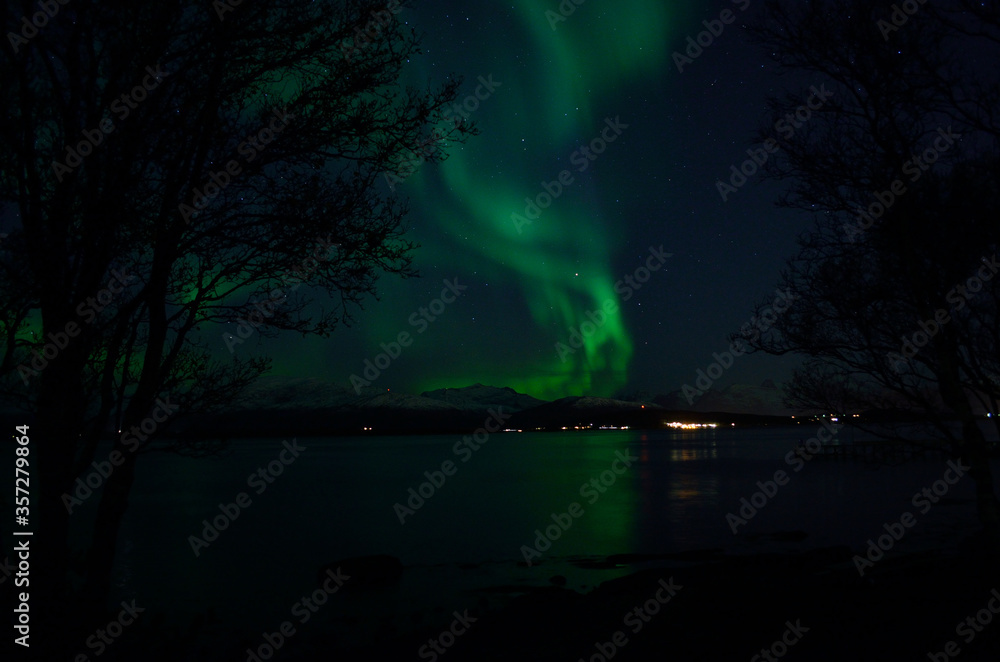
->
[[393, 1, 685, 400]]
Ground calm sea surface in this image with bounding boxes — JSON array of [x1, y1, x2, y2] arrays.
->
[[77, 425, 987, 646]]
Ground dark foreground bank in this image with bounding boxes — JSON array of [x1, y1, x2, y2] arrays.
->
[[60, 531, 1000, 662]]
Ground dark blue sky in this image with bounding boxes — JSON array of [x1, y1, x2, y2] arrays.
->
[[239, 0, 809, 400]]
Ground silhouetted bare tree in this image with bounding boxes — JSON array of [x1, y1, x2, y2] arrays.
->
[[0, 0, 472, 653], [740, 0, 1000, 555]]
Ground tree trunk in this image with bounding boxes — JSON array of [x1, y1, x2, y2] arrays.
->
[[959, 417, 1000, 559], [33, 360, 88, 659], [935, 335, 1000, 560], [81, 442, 138, 606]]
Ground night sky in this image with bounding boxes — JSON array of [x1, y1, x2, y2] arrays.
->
[[235, 0, 807, 400]]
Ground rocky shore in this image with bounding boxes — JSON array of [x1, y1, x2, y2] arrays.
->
[[317, 539, 1000, 661], [81, 533, 1000, 661]]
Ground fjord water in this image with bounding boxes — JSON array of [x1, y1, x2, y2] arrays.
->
[[100, 425, 983, 646]]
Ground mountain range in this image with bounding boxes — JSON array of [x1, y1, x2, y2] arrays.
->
[[171, 377, 797, 436]]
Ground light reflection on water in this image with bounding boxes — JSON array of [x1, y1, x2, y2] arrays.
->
[[668, 445, 719, 462], [668, 472, 719, 501]]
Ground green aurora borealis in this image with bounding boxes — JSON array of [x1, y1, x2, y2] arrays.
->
[[252, 0, 802, 401], [372, 1, 691, 399]]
